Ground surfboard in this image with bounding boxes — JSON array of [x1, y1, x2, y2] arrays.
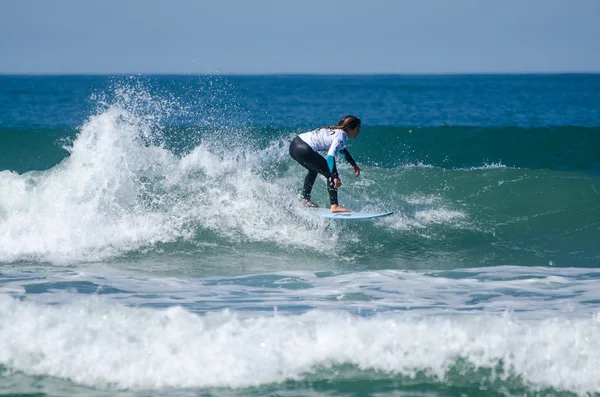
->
[[310, 208, 394, 220]]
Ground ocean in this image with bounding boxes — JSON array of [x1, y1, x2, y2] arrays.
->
[[1, 74, 599, 396]]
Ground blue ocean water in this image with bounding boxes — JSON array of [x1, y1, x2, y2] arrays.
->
[[1, 74, 600, 396]]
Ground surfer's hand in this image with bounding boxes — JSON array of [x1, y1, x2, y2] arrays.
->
[[333, 177, 342, 188], [354, 166, 361, 177]]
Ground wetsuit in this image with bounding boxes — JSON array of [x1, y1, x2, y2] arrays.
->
[[289, 128, 358, 205]]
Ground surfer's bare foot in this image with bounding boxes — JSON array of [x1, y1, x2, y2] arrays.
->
[[302, 200, 319, 208], [330, 204, 350, 213]]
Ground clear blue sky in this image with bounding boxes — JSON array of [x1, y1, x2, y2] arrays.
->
[[1, 0, 599, 74]]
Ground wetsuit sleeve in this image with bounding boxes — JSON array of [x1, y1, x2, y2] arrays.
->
[[326, 155, 338, 179], [340, 149, 357, 168]]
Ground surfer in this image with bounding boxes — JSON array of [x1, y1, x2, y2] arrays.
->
[[289, 115, 361, 213]]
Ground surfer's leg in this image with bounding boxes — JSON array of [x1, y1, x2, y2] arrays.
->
[[326, 178, 338, 205], [290, 136, 334, 205], [304, 158, 338, 206], [302, 170, 318, 201]]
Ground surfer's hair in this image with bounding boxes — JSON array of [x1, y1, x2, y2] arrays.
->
[[326, 115, 361, 131]]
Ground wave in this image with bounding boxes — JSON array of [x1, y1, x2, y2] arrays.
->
[[0, 84, 599, 268], [1, 294, 598, 394]]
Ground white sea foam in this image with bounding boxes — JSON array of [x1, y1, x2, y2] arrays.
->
[[6, 266, 598, 319], [456, 162, 510, 171], [0, 294, 599, 394], [399, 162, 435, 169], [379, 193, 468, 232], [0, 106, 186, 263]]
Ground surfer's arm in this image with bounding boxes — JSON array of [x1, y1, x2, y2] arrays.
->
[[341, 149, 361, 177], [326, 133, 345, 186]]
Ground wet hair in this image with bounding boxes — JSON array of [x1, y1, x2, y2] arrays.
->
[[325, 115, 361, 131]]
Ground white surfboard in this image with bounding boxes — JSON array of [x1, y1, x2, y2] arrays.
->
[[310, 208, 394, 220]]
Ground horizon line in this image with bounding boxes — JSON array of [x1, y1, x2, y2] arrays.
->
[[1, 71, 600, 77]]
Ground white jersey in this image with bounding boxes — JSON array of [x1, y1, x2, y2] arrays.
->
[[298, 128, 347, 157]]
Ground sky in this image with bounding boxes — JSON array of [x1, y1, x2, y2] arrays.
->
[[1, 0, 599, 74]]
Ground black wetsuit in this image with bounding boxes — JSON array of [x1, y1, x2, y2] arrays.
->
[[289, 135, 357, 205]]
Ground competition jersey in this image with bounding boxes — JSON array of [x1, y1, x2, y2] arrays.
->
[[298, 128, 347, 157]]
